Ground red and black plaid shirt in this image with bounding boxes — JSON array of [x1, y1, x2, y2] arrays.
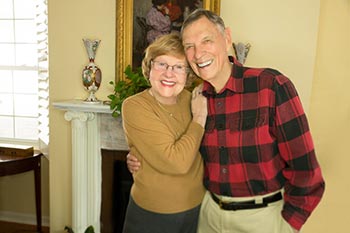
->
[[200, 57, 325, 230]]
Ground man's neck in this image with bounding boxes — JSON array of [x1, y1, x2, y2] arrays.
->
[[210, 63, 232, 93]]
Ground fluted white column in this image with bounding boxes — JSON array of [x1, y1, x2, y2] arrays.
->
[[64, 111, 101, 233], [86, 114, 101, 231], [53, 100, 122, 233]]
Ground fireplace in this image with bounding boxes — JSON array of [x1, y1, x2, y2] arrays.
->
[[53, 100, 130, 233], [101, 149, 133, 233]]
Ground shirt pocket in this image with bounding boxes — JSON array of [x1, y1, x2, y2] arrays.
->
[[228, 114, 267, 132]]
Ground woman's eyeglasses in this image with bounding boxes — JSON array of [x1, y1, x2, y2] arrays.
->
[[151, 60, 188, 74]]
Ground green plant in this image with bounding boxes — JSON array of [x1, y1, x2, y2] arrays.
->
[[108, 65, 150, 118], [64, 225, 94, 233]]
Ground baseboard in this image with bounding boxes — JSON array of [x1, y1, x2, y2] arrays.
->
[[0, 211, 49, 227]]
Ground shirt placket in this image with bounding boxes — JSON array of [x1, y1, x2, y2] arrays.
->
[[213, 97, 231, 195]]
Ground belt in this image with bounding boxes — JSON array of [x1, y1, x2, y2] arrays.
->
[[210, 192, 282, 211]]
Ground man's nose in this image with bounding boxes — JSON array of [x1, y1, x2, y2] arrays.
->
[[193, 45, 204, 59]]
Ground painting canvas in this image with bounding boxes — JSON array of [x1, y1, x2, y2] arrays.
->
[[132, 0, 204, 67], [115, 0, 220, 81]]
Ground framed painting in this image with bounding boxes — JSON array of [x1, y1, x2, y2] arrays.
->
[[115, 0, 221, 81]]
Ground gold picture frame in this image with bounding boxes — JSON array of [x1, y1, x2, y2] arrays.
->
[[115, 0, 221, 81]]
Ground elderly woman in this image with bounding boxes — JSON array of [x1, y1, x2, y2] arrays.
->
[[121, 33, 207, 233]]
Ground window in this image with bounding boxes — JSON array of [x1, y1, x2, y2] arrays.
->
[[0, 0, 49, 151]]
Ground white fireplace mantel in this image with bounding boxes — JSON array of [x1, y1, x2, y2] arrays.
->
[[53, 100, 128, 233]]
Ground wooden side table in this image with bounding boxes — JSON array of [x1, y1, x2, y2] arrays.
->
[[0, 153, 43, 233]]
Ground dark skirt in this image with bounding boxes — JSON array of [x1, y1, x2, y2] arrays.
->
[[122, 196, 201, 233]]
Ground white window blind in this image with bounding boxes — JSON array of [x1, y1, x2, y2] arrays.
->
[[0, 0, 49, 154]]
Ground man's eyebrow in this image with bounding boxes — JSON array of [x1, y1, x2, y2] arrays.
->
[[202, 35, 213, 40]]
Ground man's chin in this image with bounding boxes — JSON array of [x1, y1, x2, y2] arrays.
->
[[197, 70, 213, 81]]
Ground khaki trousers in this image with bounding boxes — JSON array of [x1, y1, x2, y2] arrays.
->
[[197, 191, 295, 233]]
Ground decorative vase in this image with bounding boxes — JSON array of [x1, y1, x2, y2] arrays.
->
[[232, 42, 251, 64], [82, 39, 102, 103]]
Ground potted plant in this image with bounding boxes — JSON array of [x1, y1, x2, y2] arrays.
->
[[64, 225, 94, 233], [108, 65, 150, 118]]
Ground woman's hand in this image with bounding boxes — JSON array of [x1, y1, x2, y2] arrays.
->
[[191, 84, 207, 128]]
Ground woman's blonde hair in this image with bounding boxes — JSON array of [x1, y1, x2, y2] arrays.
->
[[142, 33, 196, 87]]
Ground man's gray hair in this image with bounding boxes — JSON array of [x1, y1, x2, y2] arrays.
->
[[180, 9, 226, 36]]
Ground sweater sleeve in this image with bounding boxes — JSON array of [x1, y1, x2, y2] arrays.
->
[[274, 75, 325, 230], [122, 94, 204, 175]]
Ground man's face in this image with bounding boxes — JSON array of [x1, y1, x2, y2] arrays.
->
[[182, 17, 232, 85]]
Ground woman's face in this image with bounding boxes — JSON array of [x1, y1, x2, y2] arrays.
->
[[149, 54, 188, 105]]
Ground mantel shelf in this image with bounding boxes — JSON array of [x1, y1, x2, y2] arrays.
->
[[52, 99, 112, 114]]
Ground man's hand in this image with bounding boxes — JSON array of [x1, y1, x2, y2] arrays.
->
[[126, 153, 141, 173]]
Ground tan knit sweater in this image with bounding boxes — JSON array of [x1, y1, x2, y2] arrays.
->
[[122, 89, 205, 213]]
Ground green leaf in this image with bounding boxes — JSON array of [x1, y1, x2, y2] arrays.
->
[[107, 65, 150, 118], [64, 225, 95, 233], [64, 226, 74, 233], [85, 225, 94, 233]]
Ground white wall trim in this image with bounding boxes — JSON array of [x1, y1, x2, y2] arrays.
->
[[0, 211, 49, 227]]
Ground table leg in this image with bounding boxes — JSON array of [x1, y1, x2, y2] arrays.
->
[[34, 158, 42, 233]]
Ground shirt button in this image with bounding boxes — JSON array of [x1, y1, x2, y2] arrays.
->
[[217, 123, 224, 130], [222, 168, 227, 174]]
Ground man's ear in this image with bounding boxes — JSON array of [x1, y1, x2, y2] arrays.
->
[[224, 27, 233, 52]]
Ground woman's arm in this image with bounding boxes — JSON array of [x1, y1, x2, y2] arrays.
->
[[122, 92, 206, 175]]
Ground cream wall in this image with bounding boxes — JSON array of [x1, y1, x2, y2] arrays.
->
[[222, 0, 320, 112], [49, 0, 116, 232], [306, 0, 350, 232], [46, 0, 349, 232]]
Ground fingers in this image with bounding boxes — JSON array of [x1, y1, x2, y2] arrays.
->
[[127, 160, 139, 174], [192, 84, 204, 95], [192, 87, 203, 99], [126, 153, 141, 174], [192, 91, 200, 99]]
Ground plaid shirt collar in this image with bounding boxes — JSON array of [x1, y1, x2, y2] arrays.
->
[[202, 56, 245, 95]]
